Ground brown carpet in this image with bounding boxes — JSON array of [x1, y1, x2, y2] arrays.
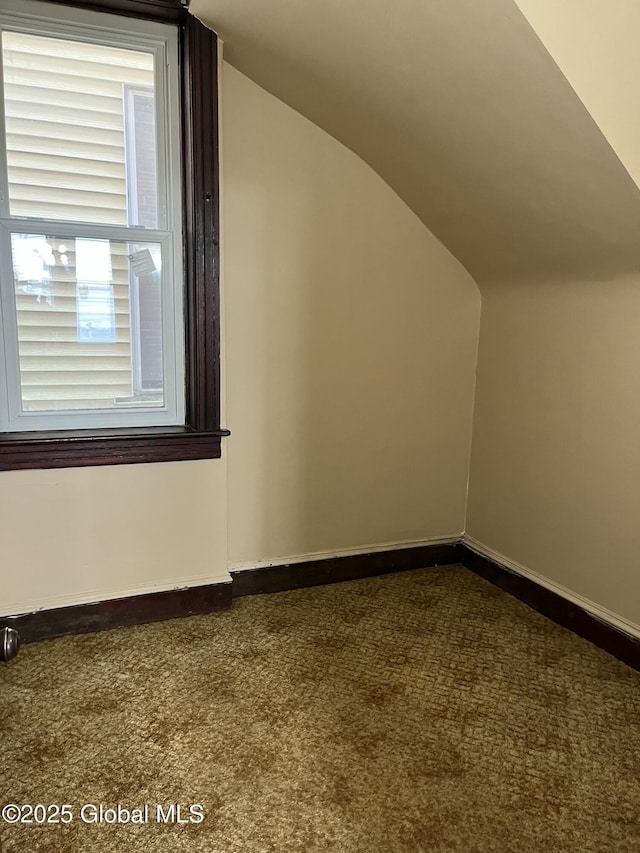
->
[[1, 565, 639, 852]]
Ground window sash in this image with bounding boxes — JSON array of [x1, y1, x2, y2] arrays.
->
[[0, 0, 185, 432], [0, 220, 183, 431]]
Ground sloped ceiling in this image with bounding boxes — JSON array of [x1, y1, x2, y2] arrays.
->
[[191, 0, 640, 285], [513, 0, 640, 192]]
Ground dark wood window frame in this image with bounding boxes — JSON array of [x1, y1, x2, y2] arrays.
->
[[0, 0, 229, 470]]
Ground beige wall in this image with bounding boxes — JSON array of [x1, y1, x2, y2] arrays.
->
[[223, 65, 480, 565], [0, 461, 229, 615], [466, 3, 640, 631], [0, 64, 480, 616], [467, 278, 640, 627]]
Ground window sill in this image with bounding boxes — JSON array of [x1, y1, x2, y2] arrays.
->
[[0, 425, 231, 470]]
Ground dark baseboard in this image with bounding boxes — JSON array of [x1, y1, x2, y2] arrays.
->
[[1, 543, 462, 647], [231, 542, 465, 597], [3, 540, 638, 673], [3, 581, 232, 645], [461, 546, 640, 673]]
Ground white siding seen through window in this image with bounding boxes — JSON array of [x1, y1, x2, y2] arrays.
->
[[0, 6, 183, 431]]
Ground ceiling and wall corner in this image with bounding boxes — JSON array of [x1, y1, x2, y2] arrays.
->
[[464, 3, 640, 628], [6, 0, 640, 634], [192, 0, 640, 630], [0, 8, 481, 617]]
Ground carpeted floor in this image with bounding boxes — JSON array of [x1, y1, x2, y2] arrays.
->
[[1, 565, 639, 852]]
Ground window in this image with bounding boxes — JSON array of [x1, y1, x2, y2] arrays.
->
[[0, 0, 227, 469]]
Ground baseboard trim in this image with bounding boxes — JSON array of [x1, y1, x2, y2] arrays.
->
[[229, 535, 461, 573], [4, 581, 233, 644], [5, 537, 638, 672], [461, 538, 640, 672], [231, 542, 465, 597]]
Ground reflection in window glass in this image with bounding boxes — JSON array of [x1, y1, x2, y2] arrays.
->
[[11, 234, 54, 306], [9, 233, 165, 413]]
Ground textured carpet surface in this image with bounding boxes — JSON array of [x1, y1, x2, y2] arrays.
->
[[1, 565, 639, 852]]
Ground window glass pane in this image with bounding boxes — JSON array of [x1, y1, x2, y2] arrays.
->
[[75, 239, 116, 343], [10, 233, 165, 413], [1, 31, 158, 227]]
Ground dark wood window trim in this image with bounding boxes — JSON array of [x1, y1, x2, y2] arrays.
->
[[0, 0, 229, 470]]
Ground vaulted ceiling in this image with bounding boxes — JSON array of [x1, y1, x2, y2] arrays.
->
[[191, 0, 640, 285]]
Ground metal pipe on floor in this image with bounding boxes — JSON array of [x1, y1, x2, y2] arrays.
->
[[1, 627, 20, 662]]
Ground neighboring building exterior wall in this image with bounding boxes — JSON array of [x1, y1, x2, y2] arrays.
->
[[4, 32, 155, 409]]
